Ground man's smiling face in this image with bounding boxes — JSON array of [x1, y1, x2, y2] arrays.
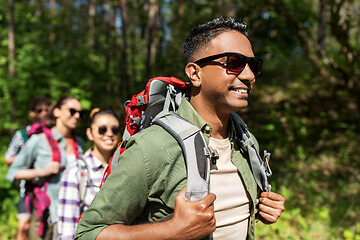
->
[[192, 30, 258, 116]]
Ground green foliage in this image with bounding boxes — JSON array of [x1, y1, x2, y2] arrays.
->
[[0, 138, 18, 240], [343, 223, 360, 240], [248, 79, 360, 239], [256, 204, 342, 240], [0, 0, 359, 239]]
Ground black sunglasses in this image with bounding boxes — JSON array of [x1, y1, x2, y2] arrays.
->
[[194, 52, 263, 76], [35, 108, 48, 114], [95, 126, 120, 135], [69, 108, 85, 118]]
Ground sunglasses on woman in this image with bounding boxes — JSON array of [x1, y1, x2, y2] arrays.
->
[[194, 52, 263, 76], [94, 126, 121, 135], [69, 108, 85, 118]]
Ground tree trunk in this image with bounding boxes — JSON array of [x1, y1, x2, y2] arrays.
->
[[49, 0, 56, 43], [63, 0, 71, 47], [88, 0, 96, 48], [317, 0, 327, 47], [264, 0, 339, 85], [144, 0, 159, 80], [265, 0, 360, 125], [119, 0, 129, 99], [104, 0, 111, 94], [35, 0, 43, 26], [8, 0, 16, 125]]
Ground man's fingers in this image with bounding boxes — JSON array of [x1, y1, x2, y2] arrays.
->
[[259, 198, 285, 210], [201, 193, 216, 207], [258, 211, 278, 223], [174, 186, 189, 204], [259, 203, 283, 216], [260, 192, 286, 202], [258, 193, 285, 225], [176, 185, 216, 207]]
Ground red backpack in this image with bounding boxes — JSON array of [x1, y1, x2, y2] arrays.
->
[[101, 77, 192, 185]]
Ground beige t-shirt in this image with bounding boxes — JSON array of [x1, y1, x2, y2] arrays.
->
[[209, 137, 250, 240]]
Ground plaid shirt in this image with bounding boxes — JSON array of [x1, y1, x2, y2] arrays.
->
[[57, 149, 105, 240], [5, 127, 29, 200], [4, 126, 30, 159]]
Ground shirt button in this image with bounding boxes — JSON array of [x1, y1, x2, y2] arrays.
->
[[204, 126, 211, 132]]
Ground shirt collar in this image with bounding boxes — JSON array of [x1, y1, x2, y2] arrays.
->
[[177, 98, 211, 133], [51, 127, 64, 141], [84, 149, 105, 171], [178, 98, 245, 146], [176, 98, 241, 141]]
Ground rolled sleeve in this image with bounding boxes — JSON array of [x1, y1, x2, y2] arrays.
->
[[6, 135, 40, 182]]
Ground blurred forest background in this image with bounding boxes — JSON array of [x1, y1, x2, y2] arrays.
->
[[0, 0, 359, 239]]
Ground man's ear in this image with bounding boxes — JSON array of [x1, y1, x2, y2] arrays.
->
[[185, 63, 202, 88], [86, 128, 94, 141]]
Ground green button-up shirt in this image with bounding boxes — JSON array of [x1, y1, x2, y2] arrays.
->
[[75, 98, 258, 240], [6, 128, 83, 223]]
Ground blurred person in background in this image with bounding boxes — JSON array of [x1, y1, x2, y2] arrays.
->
[[6, 96, 84, 240], [58, 108, 120, 240], [4, 96, 51, 240]]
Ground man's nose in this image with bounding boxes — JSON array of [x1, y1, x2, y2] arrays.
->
[[238, 63, 256, 81]]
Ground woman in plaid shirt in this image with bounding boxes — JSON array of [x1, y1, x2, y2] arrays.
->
[[57, 109, 120, 240]]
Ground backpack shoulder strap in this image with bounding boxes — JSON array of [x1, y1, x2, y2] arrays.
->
[[77, 157, 89, 212], [42, 128, 61, 163], [230, 113, 272, 192], [19, 128, 28, 143], [70, 136, 81, 159], [153, 111, 213, 201], [100, 141, 126, 187]]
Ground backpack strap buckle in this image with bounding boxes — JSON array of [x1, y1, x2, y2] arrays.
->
[[167, 84, 177, 98], [204, 146, 219, 165], [130, 115, 141, 126], [239, 137, 253, 151], [164, 85, 178, 111], [263, 150, 272, 177], [136, 96, 146, 106]]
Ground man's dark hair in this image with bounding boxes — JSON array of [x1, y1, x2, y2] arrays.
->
[[183, 17, 249, 64], [29, 96, 51, 111]]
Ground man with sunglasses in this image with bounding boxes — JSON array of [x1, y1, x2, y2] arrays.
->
[[4, 96, 51, 240], [76, 17, 285, 240]]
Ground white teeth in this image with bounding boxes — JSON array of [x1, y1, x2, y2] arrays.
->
[[104, 140, 114, 145], [233, 89, 248, 93]]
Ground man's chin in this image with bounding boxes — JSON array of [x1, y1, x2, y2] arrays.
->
[[232, 100, 249, 111]]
